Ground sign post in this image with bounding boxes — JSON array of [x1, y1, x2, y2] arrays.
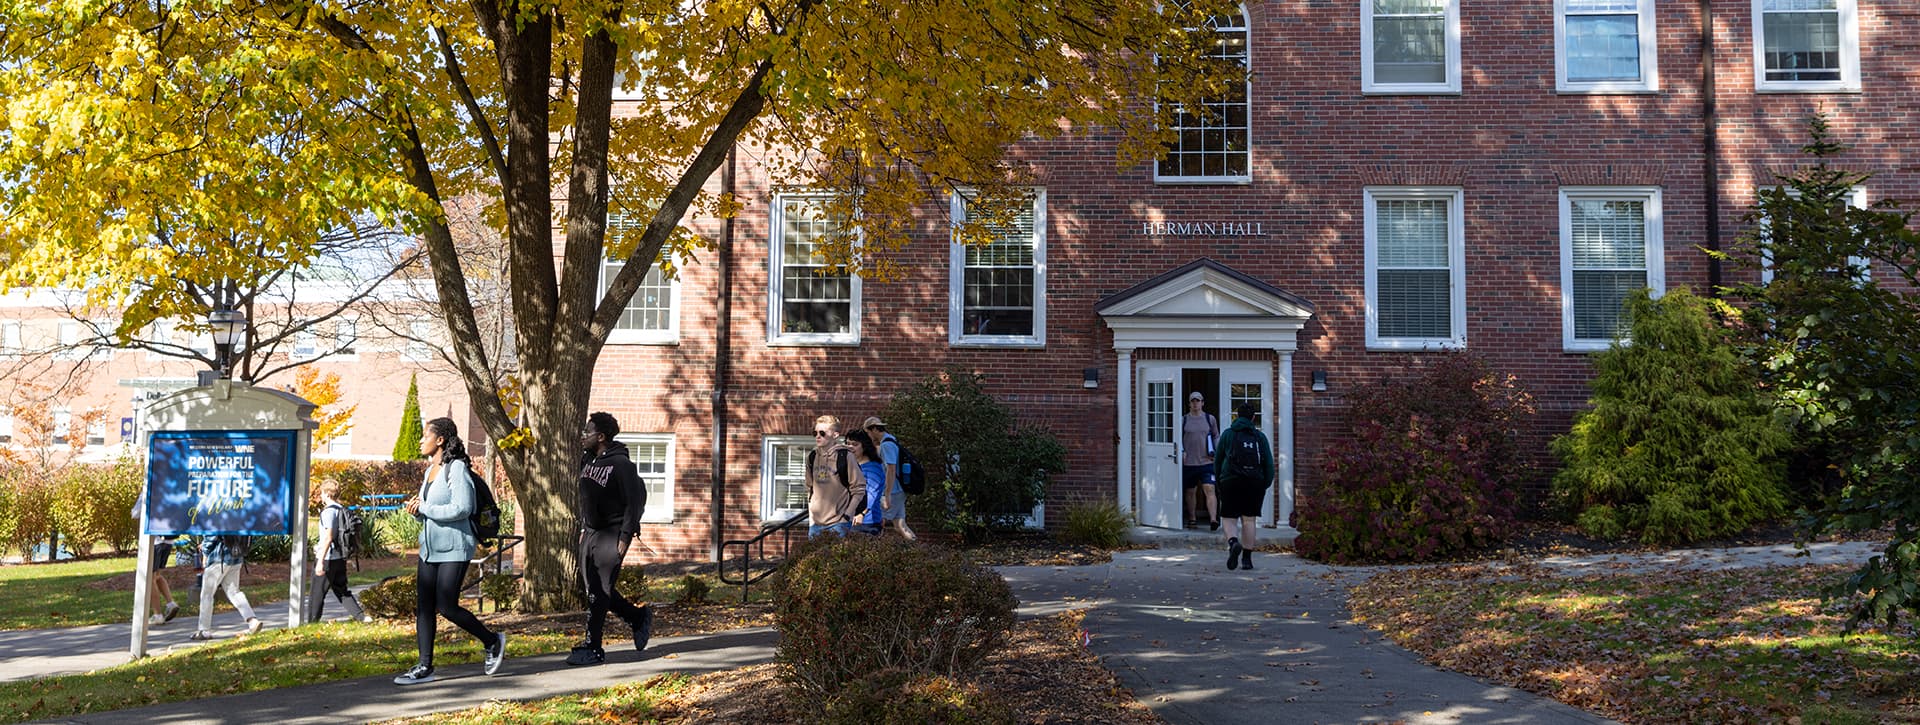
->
[[132, 379, 315, 659]]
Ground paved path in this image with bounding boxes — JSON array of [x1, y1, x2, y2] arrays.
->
[[3, 540, 1888, 724]]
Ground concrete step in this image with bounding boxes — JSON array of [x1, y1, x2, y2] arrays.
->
[[1127, 525, 1297, 550]]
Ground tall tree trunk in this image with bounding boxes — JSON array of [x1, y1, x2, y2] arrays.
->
[[505, 368, 592, 610]]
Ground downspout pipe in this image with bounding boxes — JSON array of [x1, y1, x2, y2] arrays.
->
[[1702, 0, 1724, 293], [710, 144, 736, 563]]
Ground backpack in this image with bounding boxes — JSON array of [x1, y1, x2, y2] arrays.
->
[[468, 468, 503, 545], [327, 503, 364, 558], [1226, 430, 1264, 481], [884, 435, 927, 495]]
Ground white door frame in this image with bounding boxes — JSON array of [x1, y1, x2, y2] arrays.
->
[[1136, 365, 1182, 529], [1135, 361, 1281, 530]]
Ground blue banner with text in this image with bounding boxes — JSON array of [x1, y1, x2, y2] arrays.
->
[[145, 430, 296, 536]]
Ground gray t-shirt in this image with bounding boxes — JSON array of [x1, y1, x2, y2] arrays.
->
[[1181, 413, 1217, 466], [319, 505, 347, 560]]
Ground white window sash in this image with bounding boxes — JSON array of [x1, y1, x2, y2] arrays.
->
[[1554, 0, 1659, 93], [1363, 187, 1467, 350], [1560, 186, 1665, 351], [334, 317, 360, 360], [768, 193, 861, 345], [761, 436, 814, 522], [948, 189, 1047, 347], [599, 256, 682, 345], [1361, 0, 1462, 94], [0, 321, 19, 359], [1154, 9, 1253, 184], [616, 433, 676, 524], [1759, 185, 1870, 284], [1751, 0, 1860, 93]]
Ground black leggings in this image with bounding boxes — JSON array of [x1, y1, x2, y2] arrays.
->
[[415, 559, 494, 665], [581, 528, 646, 647]]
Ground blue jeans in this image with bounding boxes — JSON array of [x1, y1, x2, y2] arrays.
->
[[808, 522, 851, 538]]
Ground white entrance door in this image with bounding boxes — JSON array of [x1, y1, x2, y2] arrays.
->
[[1220, 367, 1274, 525], [1138, 365, 1182, 529]]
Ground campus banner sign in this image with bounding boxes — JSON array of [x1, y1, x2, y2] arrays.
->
[[145, 430, 297, 536]]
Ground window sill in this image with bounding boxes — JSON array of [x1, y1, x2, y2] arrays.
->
[[1755, 84, 1862, 95], [1365, 340, 1465, 352], [1152, 176, 1253, 186], [605, 334, 680, 346], [1555, 86, 1660, 95], [950, 337, 1045, 349], [1361, 86, 1462, 96], [767, 337, 860, 348]]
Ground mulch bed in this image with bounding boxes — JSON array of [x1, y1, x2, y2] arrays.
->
[[1482, 520, 1888, 562]]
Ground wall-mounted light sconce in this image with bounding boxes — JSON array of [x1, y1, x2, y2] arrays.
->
[[1083, 367, 1101, 389], [1311, 370, 1328, 392]]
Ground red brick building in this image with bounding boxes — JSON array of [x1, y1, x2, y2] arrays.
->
[[591, 0, 1920, 561]]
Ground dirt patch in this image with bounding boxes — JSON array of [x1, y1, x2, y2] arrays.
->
[[939, 532, 1136, 567]]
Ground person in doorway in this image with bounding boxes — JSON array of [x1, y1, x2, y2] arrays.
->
[[805, 415, 856, 538], [846, 430, 886, 536], [1181, 392, 1221, 531], [189, 534, 261, 640], [307, 478, 371, 624], [862, 417, 916, 540], [393, 417, 507, 685], [1213, 401, 1275, 571], [130, 491, 181, 626], [567, 412, 655, 666]]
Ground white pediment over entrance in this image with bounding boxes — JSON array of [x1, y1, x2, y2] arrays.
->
[[1096, 259, 1315, 351]]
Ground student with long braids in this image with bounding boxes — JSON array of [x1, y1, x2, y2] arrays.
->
[[393, 417, 507, 685]]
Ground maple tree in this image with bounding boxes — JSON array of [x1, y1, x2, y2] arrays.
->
[[291, 366, 357, 448], [0, 0, 1242, 609]]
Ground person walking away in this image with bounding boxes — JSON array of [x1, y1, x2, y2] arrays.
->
[[393, 417, 507, 685], [130, 490, 181, 625], [190, 534, 261, 640], [846, 430, 886, 536], [1181, 392, 1221, 530], [307, 478, 371, 624], [566, 412, 655, 666], [1213, 401, 1275, 571], [862, 417, 916, 540], [805, 415, 856, 538]]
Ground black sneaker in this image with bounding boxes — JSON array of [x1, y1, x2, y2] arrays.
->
[[1227, 537, 1242, 571], [565, 645, 605, 666], [1241, 548, 1254, 570], [1209, 518, 1221, 531], [392, 663, 436, 685], [633, 606, 654, 653], [484, 632, 507, 675]]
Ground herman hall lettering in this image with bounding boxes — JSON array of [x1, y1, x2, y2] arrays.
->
[[1140, 220, 1268, 237]]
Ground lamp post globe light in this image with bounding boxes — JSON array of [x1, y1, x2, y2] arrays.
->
[[208, 306, 246, 379]]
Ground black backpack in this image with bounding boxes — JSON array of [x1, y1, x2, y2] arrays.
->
[[894, 439, 927, 495], [1226, 430, 1264, 481], [328, 503, 364, 558], [468, 469, 503, 544]]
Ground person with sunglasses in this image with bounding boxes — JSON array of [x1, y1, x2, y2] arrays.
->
[[805, 415, 856, 538]]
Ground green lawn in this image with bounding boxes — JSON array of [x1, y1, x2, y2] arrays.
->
[[1351, 563, 1920, 724], [380, 676, 690, 725], [0, 620, 577, 724], [0, 555, 415, 631]]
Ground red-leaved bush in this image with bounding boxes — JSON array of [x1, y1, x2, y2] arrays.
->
[[1295, 353, 1534, 564]]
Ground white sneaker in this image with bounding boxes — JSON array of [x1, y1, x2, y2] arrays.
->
[[244, 618, 263, 635], [148, 614, 166, 626]]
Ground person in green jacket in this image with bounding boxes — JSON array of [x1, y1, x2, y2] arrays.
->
[[1213, 401, 1275, 571]]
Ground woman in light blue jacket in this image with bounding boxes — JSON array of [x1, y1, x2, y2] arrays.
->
[[393, 417, 507, 685]]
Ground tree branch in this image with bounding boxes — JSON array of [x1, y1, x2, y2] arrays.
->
[[433, 25, 508, 185]]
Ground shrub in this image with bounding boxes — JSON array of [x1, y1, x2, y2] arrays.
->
[[883, 369, 1067, 543], [479, 573, 519, 611], [1060, 501, 1130, 549], [49, 456, 143, 556], [359, 575, 415, 619], [306, 459, 428, 514], [371, 508, 424, 555], [675, 574, 711, 606], [246, 534, 295, 563], [1552, 288, 1791, 545], [775, 536, 1016, 704], [617, 562, 647, 595], [822, 670, 1013, 725], [2, 468, 57, 560], [1295, 352, 1533, 564]]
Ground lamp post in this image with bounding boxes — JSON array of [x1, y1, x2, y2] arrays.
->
[[208, 306, 246, 380]]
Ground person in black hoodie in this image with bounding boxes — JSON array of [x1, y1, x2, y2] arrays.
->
[[567, 411, 654, 666]]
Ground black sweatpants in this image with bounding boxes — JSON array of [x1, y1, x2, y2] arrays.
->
[[415, 559, 494, 666], [306, 558, 358, 622], [580, 528, 646, 648]]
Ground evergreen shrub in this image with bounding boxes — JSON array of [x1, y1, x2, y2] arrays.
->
[[774, 536, 1016, 705], [1061, 500, 1130, 549], [882, 369, 1066, 543], [1552, 287, 1791, 544], [1295, 353, 1533, 564]]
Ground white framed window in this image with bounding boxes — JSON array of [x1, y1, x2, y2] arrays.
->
[[769, 194, 860, 345], [618, 433, 675, 524], [1156, 8, 1251, 183], [949, 190, 1047, 347], [333, 317, 359, 360], [1753, 0, 1859, 93], [403, 321, 435, 362], [760, 435, 813, 522], [0, 410, 12, 445], [1362, 0, 1461, 94], [0, 321, 19, 359], [292, 327, 320, 361], [326, 432, 353, 456], [1364, 187, 1466, 350], [1561, 187, 1665, 351], [1555, 0, 1658, 93], [144, 320, 175, 360], [55, 321, 83, 360], [86, 418, 106, 447], [87, 319, 113, 360], [600, 210, 680, 345], [1760, 185, 1870, 284], [51, 408, 70, 446]]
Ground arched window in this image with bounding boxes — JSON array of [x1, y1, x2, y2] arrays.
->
[[1157, 8, 1250, 183]]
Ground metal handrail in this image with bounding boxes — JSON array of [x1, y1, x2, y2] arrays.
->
[[718, 512, 807, 604], [465, 534, 526, 612]]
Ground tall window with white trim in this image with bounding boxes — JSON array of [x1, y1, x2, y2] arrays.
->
[[950, 190, 1046, 345], [619, 434, 675, 523], [600, 209, 680, 344], [0, 321, 20, 359], [761, 436, 813, 522], [1364, 188, 1465, 349], [1556, 0, 1658, 92], [1363, 0, 1460, 94], [769, 195, 858, 344], [1561, 187, 1664, 350], [1157, 7, 1250, 183], [403, 321, 435, 362], [51, 408, 71, 446], [1753, 0, 1859, 92], [334, 317, 359, 358]]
